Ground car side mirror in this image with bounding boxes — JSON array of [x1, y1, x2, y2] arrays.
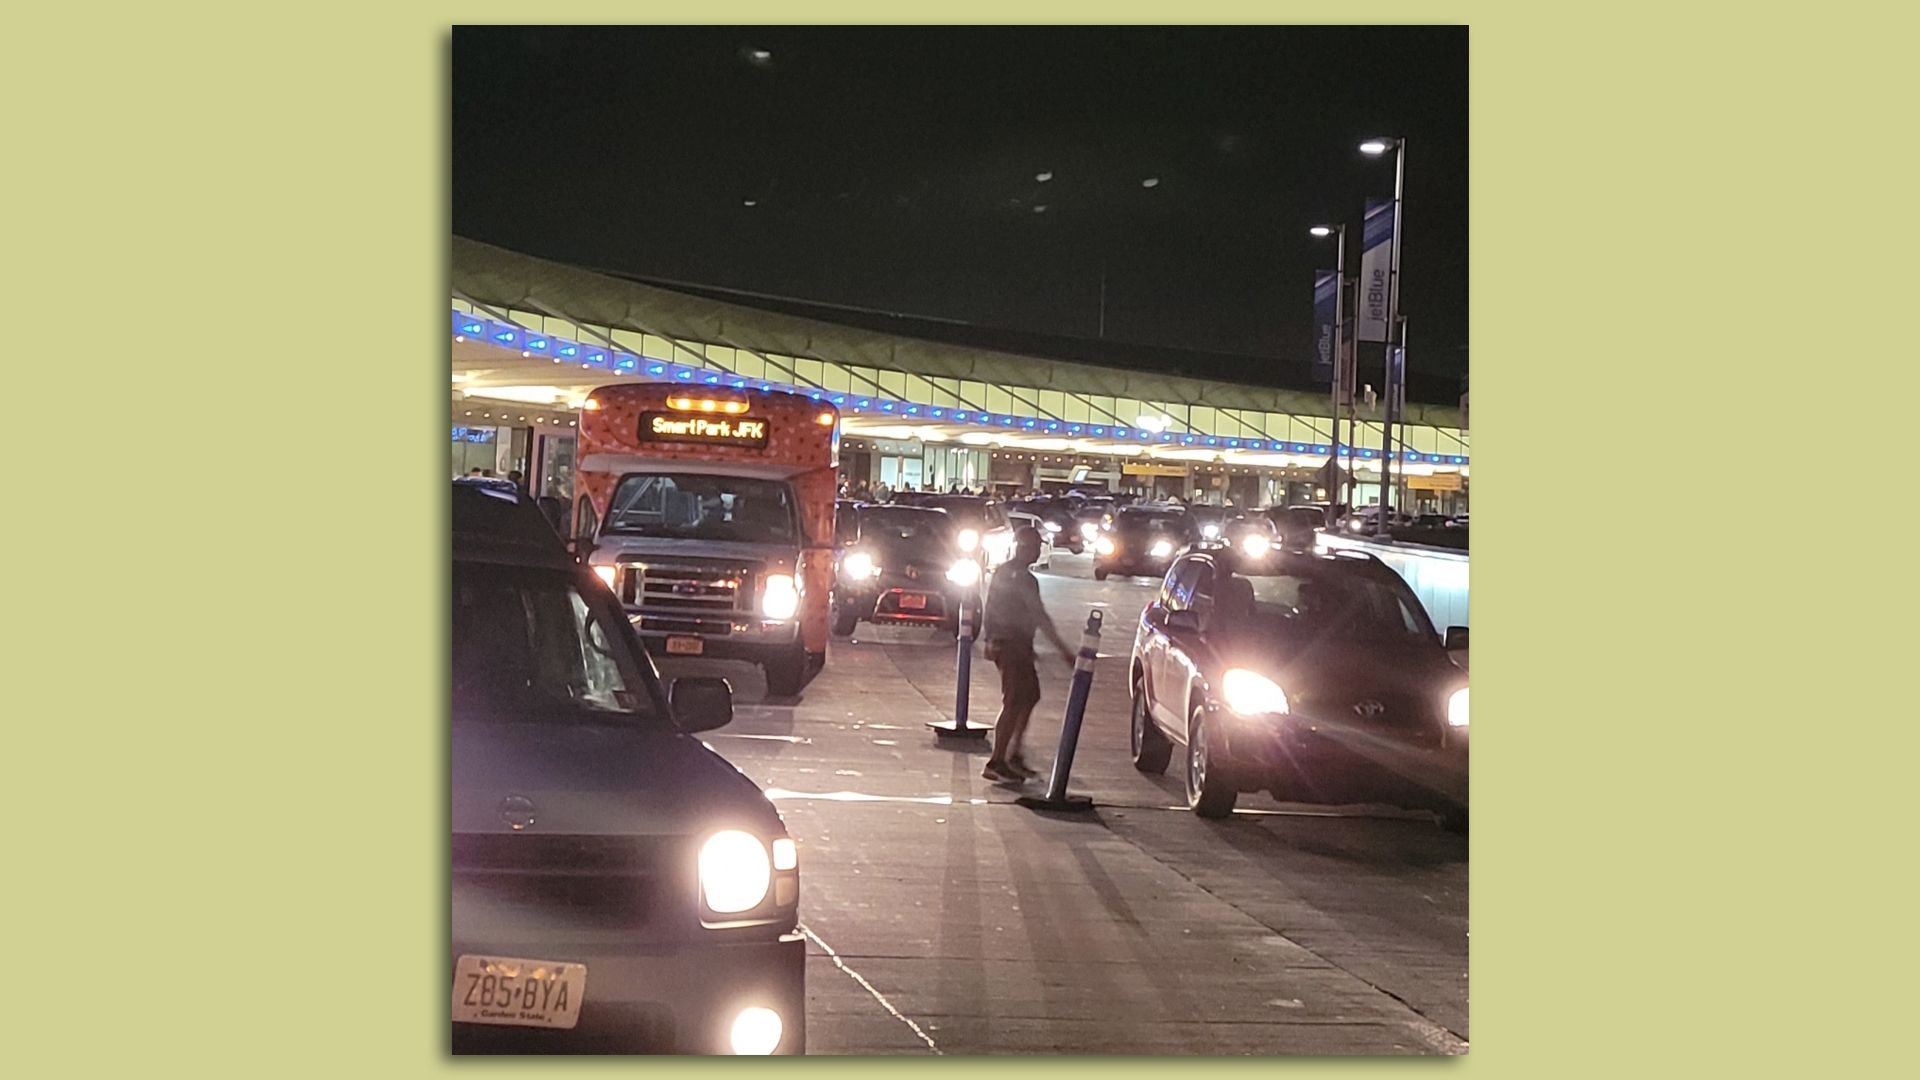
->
[[1445, 626, 1469, 651], [1165, 610, 1201, 633], [669, 676, 734, 733]]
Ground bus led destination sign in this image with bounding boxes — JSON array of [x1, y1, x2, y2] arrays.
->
[[639, 411, 770, 448]]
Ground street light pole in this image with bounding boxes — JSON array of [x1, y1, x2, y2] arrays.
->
[[1310, 223, 1348, 511], [1362, 137, 1407, 539]]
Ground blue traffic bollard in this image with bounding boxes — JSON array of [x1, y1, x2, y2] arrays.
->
[[1018, 608, 1102, 812], [929, 582, 988, 739]]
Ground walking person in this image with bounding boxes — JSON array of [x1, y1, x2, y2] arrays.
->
[[979, 526, 1074, 783]]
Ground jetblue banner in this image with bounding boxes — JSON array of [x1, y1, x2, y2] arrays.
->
[[1358, 197, 1394, 342], [1312, 269, 1338, 383]]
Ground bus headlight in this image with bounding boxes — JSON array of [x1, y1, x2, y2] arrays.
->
[[1222, 668, 1290, 716], [592, 564, 618, 589], [946, 558, 982, 586], [841, 551, 879, 581], [1448, 687, 1469, 728], [699, 830, 771, 914], [761, 573, 801, 619], [1240, 533, 1272, 557], [729, 1006, 784, 1055], [957, 528, 980, 552]]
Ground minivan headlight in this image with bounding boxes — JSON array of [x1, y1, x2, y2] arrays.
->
[[1240, 532, 1272, 557], [1221, 668, 1290, 716], [946, 558, 982, 586], [1079, 522, 1098, 540], [841, 551, 878, 581], [1150, 539, 1174, 558], [1448, 687, 1469, 728], [957, 528, 981, 552], [699, 830, 771, 914], [761, 573, 800, 619]]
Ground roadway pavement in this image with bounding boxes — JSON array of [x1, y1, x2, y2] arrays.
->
[[656, 550, 1468, 1055]]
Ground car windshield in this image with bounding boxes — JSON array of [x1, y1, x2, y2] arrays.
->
[[453, 562, 661, 723], [920, 496, 1000, 527], [605, 473, 797, 542], [1239, 570, 1436, 645], [1117, 510, 1186, 531], [1272, 509, 1324, 530], [858, 508, 957, 551]]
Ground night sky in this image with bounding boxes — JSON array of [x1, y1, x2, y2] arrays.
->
[[453, 26, 1467, 383]]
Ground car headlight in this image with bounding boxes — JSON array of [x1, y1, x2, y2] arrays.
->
[[1043, 521, 1061, 533], [841, 551, 878, 580], [1201, 523, 1221, 540], [592, 564, 618, 589], [1079, 522, 1098, 540], [957, 527, 980, 552], [699, 830, 771, 914], [760, 573, 800, 619], [1240, 533, 1271, 557], [1448, 687, 1469, 728], [1150, 539, 1174, 558], [1221, 668, 1290, 716], [1094, 536, 1116, 556], [946, 558, 981, 586]]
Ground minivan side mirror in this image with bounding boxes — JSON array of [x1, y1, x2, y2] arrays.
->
[[669, 676, 734, 733], [1165, 609, 1202, 634], [1445, 626, 1469, 651]]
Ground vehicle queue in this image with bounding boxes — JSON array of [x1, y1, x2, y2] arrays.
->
[[449, 385, 1468, 1054]]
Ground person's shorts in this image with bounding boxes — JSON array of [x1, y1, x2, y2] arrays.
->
[[988, 639, 1041, 710]]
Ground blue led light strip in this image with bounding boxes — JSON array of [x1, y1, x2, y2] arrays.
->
[[451, 310, 1468, 466]]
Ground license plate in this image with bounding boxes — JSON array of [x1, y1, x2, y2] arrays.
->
[[665, 635, 704, 655], [453, 954, 586, 1030], [899, 593, 928, 610]]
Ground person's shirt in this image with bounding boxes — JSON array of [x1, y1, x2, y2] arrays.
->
[[982, 564, 1048, 646]]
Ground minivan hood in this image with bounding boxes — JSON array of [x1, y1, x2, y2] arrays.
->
[[452, 718, 782, 837]]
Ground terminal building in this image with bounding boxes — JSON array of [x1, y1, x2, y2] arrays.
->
[[450, 237, 1469, 516]]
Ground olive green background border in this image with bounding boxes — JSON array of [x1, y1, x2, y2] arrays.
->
[[9, 3, 1908, 1076]]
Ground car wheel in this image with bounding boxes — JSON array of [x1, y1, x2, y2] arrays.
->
[[1130, 683, 1171, 774], [1094, 568, 1109, 581], [1186, 706, 1237, 818], [831, 603, 859, 637], [764, 648, 809, 697]]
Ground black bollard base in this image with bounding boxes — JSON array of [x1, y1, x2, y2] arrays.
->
[[927, 720, 991, 739], [1016, 793, 1096, 813]]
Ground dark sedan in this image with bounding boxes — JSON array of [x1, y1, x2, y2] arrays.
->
[[831, 505, 983, 636], [1127, 549, 1468, 828], [1093, 507, 1191, 581]]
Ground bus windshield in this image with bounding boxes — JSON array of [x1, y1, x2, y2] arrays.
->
[[605, 472, 799, 543]]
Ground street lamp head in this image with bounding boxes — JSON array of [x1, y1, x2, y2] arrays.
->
[[1358, 138, 1397, 156], [1309, 226, 1334, 238]]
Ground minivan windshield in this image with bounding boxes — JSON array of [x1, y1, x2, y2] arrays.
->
[[605, 473, 798, 543], [858, 507, 957, 550], [453, 562, 662, 723], [1242, 570, 1436, 645]]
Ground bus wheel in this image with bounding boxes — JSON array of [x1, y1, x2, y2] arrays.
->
[[764, 648, 809, 697]]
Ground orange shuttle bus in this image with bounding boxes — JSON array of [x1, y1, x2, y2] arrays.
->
[[573, 383, 838, 696]]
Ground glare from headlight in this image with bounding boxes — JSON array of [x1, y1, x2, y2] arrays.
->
[[761, 573, 800, 619], [957, 527, 980, 552], [841, 551, 878, 580], [1201, 523, 1221, 540], [771, 837, 798, 871], [592, 564, 617, 589], [729, 1006, 784, 1055], [1080, 522, 1098, 540], [1150, 539, 1174, 558], [699, 830, 772, 914], [946, 558, 981, 586], [1240, 533, 1272, 557], [1221, 668, 1290, 715], [1448, 687, 1469, 728], [1094, 536, 1116, 556]]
